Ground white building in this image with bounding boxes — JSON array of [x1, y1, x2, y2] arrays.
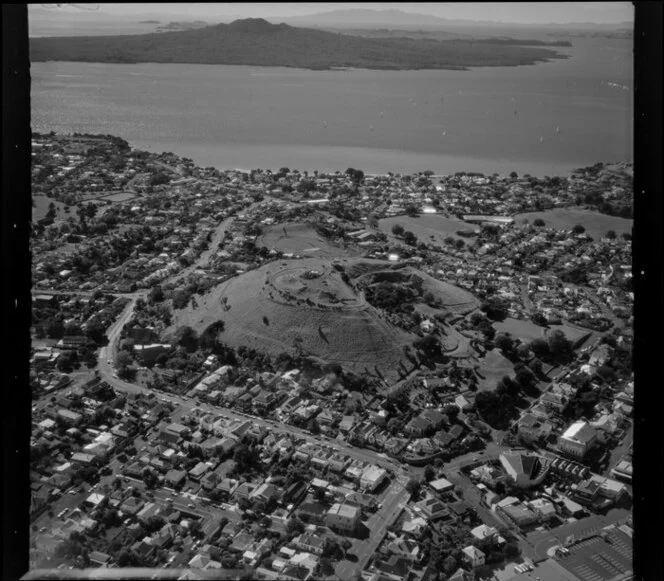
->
[[360, 466, 388, 492], [462, 545, 486, 568], [559, 421, 598, 458], [325, 503, 360, 533]]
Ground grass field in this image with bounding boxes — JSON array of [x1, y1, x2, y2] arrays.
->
[[378, 214, 479, 245], [494, 318, 590, 347], [494, 317, 547, 342], [547, 323, 591, 345], [476, 348, 515, 391], [32, 195, 67, 221], [101, 192, 138, 203], [513, 208, 632, 239], [257, 222, 357, 258]]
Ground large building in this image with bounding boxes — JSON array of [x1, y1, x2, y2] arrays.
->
[[559, 421, 598, 458], [360, 465, 388, 492], [325, 503, 361, 533], [499, 451, 550, 488]]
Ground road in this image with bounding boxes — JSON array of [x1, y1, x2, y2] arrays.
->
[[603, 422, 633, 478], [335, 472, 411, 579], [97, 294, 146, 394], [168, 214, 236, 285]]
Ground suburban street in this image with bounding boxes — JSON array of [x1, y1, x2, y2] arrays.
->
[[335, 472, 411, 579]]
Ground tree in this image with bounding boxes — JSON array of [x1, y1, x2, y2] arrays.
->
[[533, 218, 545, 227], [516, 367, 536, 388], [572, 224, 586, 234], [116, 350, 133, 372], [605, 229, 617, 239], [175, 325, 199, 352], [406, 478, 422, 497], [286, 517, 305, 535], [495, 334, 514, 353], [238, 497, 252, 512], [481, 297, 508, 321], [403, 231, 417, 246], [404, 204, 419, 217], [46, 319, 65, 339], [547, 329, 572, 356], [530, 338, 550, 358], [148, 285, 164, 303], [413, 334, 440, 358], [531, 312, 548, 327], [56, 352, 75, 373], [424, 465, 436, 482], [117, 548, 139, 567], [516, 344, 531, 360], [442, 555, 458, 575], [391, 223, 405, 237], [84, 317, 107, 345]]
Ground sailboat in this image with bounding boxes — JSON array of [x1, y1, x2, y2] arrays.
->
[[555, 126, 560, 134]]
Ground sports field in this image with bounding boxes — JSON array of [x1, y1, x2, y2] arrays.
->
[[513, 208, 632, 239], [378, 214, 479, 245]]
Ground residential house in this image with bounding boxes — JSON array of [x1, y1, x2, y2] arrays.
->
[[325, 503, 360, 533], [462, 546, 486, 568], [360, 466, 388, 492], [416, 497, 454, 522]]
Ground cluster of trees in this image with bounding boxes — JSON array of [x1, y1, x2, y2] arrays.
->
[[413, 334, 441, 358], [364, 281, 418, 314], [345, 167, 365, 184], [469, 311, 497, 341], [529, 330, 573, 363], [480, 297, 509, 321], [475, 388, 520, 430]]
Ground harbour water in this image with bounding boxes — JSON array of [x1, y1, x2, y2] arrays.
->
[[30, 36, 632, 176]]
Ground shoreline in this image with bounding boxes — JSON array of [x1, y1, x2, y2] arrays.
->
[[129, 139, 629, 179]]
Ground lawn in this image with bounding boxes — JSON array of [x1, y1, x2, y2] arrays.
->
[[513, 208, 632, 239], [494, 317, 547, 343], [475, 348, 515, 391], [32, 195, 67, 221], [257, 222, 355, 258], [378, 214, 479, 245]]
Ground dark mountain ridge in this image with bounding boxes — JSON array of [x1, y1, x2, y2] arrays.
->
[[30, 18, 568, 71]]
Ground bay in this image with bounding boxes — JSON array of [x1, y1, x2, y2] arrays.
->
[[30, 36, 632, 176]]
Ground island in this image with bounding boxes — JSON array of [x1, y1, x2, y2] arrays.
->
[[29, 18, 569, 70]]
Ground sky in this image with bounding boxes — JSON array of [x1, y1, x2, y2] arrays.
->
[[32, 3, 634, 25]]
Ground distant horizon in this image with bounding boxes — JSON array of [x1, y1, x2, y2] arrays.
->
[[28, 3, 634, 27]]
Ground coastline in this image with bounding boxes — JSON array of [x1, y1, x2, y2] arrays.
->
[[130, 139, 625, 178]]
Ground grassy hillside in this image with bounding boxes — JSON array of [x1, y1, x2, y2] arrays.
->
[[30, 18, 568, 70], [169, 257, 480, 381], [170, 258, 417, 382], [257, 222, 362, 259]]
